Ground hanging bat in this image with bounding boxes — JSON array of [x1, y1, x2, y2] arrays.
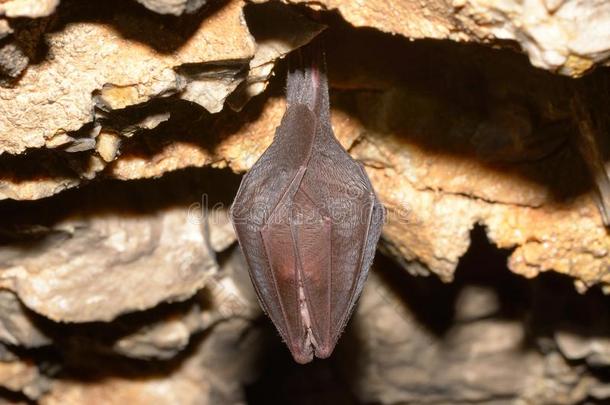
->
[[230, 42, 384, 364]]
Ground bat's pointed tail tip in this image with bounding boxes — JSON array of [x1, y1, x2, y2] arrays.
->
[[287, 339, 315, 364], [291, 349, 314, 365]]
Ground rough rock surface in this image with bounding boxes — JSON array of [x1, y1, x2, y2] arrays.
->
[[344, 272, 548, 404], [0, 343, 52, 400], [0, 206, 215, 323], [345, 251, 608, 405], [108, 245, 259, 361], [0, 0, 255, 155], [40, 318, 263, 405], [0, 0, 609, 404], [134, 0, 207, 16], [282, 0, 610, 77], [0, 1, 322, 200], [0, 0, 59, 18], [0, 354, 51, 400], [1, 2, 608, 290], [0, 290, 51, 347], [0, 171, 221, 322]]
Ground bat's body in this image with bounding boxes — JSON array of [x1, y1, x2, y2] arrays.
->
[[231, 43, 384, 363]]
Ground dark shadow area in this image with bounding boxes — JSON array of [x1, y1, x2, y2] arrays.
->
[[528, 269, 610, 347], [112, 98, 216, 162], [0, 386, 36, 405], [318, 11, 601, 203], [36, 325, 215, 387], [0, 16, 52, 85], [0, 147, 91, 190], [365, 225, 528, 338], [372, 252, 457, 336], [0, 165, 241, 230], [452, 226, 530, 321], [50, 0, 230, 55], [245, 318, 361, 405], [526, 273, 610, 405]]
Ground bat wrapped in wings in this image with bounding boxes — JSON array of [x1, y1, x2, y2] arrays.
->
[[230, 42, 384, 364]]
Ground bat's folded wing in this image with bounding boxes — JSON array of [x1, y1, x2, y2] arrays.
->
[[292, 191, 333, 358], [230, 104, 317, 347], [299, 123, 385, 346], [259, 193, 332, 363]]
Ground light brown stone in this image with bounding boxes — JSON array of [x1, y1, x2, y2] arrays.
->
[[0, 0, 58, 18], [281, 0, 610, 76], [134, 0, 207, 16], [0, 352, 51, 399], [0, 290, 51, 347], [0, 0, 255, 155], [0, 200, 217, 323]]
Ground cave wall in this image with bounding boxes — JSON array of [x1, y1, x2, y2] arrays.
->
[[0, 0, 609, 403]]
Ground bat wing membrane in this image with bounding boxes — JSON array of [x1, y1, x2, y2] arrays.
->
[[230, 104, 317, 348], [299, 123, 385, 346]]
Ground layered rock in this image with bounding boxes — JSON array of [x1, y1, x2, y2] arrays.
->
[[0, 0, 609, 404]]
